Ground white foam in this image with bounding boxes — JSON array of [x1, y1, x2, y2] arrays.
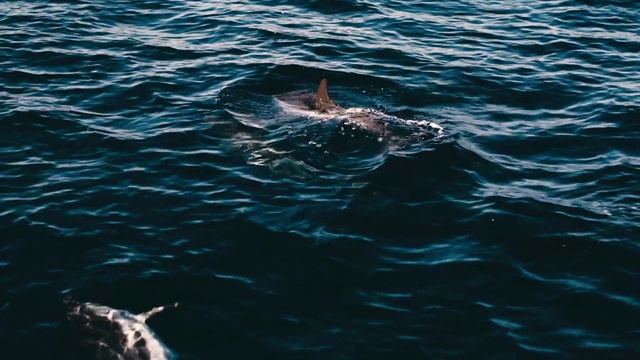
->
[[404, 119, 444, 133]]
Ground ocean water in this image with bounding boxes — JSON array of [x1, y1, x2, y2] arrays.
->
[[1, 0, 639, 358]]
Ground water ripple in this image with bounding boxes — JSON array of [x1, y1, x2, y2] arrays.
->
[[1, 0, 639, 358]]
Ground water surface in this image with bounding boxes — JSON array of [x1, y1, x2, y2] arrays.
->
[[1, 0, 639, 358]]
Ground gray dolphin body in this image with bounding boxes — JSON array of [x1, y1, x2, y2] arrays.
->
[[67, 300, 178, 360], [275, 79, 443, 135]]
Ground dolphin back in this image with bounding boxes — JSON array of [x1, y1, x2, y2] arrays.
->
[[66, 300, 176, 360]]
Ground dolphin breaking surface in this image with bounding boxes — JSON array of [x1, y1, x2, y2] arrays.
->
[[275, 79, 444, 135], [67, 300, 177, 360], [224, 78, 446, 179]]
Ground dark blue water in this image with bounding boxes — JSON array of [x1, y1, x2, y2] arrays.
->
[[1, 0, 639, 358]]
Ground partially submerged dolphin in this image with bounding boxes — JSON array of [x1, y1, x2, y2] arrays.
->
[[275, 79, 444, 135], [67, 299, 178, 360]]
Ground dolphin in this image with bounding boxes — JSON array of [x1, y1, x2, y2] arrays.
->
[[66, 299, 178, 360], [275, 79, 444, 135]]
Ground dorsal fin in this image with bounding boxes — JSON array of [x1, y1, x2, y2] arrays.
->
[[316, 79, 331, 104], [139, 302, 179, 322], [313, 78, 334, 109]]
